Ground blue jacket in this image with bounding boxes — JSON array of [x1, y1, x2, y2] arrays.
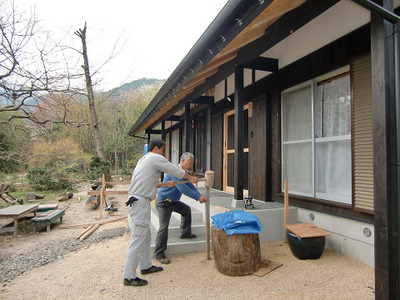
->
[[157, 172, 202, 202]]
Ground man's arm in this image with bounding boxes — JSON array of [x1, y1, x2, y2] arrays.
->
[[182, 172, 198, 184], [176, 183, 202, 201]]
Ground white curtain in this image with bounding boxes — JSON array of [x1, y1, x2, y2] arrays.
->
[[282, 85, 313, 196], [282, 73, 352, 203]]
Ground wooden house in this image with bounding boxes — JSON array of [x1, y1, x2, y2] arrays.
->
[[129, 1, 400, 297]]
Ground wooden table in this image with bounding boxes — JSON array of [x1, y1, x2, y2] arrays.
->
[[0, 204, 38, 235]]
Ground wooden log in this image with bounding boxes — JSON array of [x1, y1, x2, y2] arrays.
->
[[58, 192, 73, 201], [59, 216, 127, 229], [211, 225, 261, 276]]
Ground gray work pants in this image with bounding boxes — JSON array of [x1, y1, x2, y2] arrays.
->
[[154, 200, 192, 259], [122, 195, 152, 279]]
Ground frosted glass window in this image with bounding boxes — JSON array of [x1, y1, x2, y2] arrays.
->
[[283, 142, 313, 196], [315, 75, 351, 138], [315, 139, 351, 203], [282, 71, 352, 204], [283, 86, 312, 142]]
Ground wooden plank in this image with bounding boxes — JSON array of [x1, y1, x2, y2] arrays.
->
[[252, 259, 282, 277], [105, 181, 130, 185], [284, 181, 289, 242], [31, 209, 65, 224], [87, 190, 128, 196], [37, 204, 59, 212], [0, 205, 38, 218], [58, 216, 127, 229], [78, 224, 95, 239], [80, 223, 100, 241], [285, 223, 331, 238]]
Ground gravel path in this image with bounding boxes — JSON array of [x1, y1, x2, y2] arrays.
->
[[0, 233, 119, 283], [0, 235, 375, 300]]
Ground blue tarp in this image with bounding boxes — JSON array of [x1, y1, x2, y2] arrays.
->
[[211, 210, 262, 235], [142, 144, 148, 156]]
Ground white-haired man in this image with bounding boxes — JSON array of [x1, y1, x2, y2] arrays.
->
[[154, 152, 207, 264]]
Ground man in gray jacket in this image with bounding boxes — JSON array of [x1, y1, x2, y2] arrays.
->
[[122, 138, 198, 287]]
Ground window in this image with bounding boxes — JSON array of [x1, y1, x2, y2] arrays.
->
[[282, 68, 352, 204]]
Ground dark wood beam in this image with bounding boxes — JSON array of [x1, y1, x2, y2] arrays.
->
[[145, 129, 161, 135], [193, 96, 214, 105], [185, 103, 191, 152], [371, 2, 399, 298], [243, 57, 278, 72], [166, 116, 181, 122], [234, 66, 244, 200], [161, 121, 166, 140]]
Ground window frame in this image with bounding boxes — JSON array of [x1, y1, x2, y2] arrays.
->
[[281, 66, 352, 204]]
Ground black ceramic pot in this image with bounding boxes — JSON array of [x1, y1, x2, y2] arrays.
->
[[286, 230, 326, 260]]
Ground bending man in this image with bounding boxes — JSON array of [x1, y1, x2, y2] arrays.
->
[[154, 152, 207, 264], [122, 139, 198, 287]]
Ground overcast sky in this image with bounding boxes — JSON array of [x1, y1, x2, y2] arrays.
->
[[17, 0, 228, 90]]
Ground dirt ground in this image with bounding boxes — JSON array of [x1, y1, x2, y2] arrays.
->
[[0, 183, 375, 300]]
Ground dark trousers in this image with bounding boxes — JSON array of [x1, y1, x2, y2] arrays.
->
[[154, 200, 192, 258]]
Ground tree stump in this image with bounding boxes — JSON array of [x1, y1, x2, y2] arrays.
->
[[211, 225, 261, 276]]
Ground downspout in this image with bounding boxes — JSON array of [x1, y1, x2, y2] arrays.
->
[[395, 20, 400, 287], [351, 0, 400, 23]]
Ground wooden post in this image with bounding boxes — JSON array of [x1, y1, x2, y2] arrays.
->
[[205, 185, 211, 260], [204, 170, 214, 260], [284, 180, 289, 242], [99, 174, 105, 218]]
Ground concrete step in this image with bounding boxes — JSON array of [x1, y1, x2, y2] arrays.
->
[[129, 184, 298, 257], [150, 206, 206, 237]]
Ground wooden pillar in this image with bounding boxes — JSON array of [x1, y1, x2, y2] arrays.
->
[[161, 121, 165, 141], [371, 2, 399, 298], [234, 66, 244, 200], [265, 94, 272, 201], [185, 102, 191, 152], [161, 120, 165, 181]]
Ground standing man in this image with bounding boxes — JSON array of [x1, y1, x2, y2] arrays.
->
[[154, 152, 207, 264], [122, 139, 198, 287]]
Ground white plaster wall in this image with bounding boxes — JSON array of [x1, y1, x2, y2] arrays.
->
[[262, 0, 370, 69], [296, 207, 375, 267], [213, 1, 373, 102]]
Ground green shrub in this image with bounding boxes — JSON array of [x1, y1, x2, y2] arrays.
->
[[89, 156, 111, 181], [27, 166, 72, 190]]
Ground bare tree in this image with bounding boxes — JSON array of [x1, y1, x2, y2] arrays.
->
[[0, 0, 83, 130], [74, 22, 106, 160]]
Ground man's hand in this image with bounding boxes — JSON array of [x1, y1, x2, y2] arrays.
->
[[199, 196, 207, 203], [189, 175, 198, 185], [166, 180, 176, 187]]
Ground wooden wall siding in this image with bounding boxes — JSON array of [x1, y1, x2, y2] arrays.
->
[[248, 96, 267, 200], [270, 92, 282, 200], [244, 25, 373, 222], [211, 114, 224, 190], [352, 54, 374, 213]]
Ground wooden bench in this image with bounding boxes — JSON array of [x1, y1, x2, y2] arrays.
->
[[31, 209, 65, 233], [0, 204, 38, 235], [36, 204, 59, 212]]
